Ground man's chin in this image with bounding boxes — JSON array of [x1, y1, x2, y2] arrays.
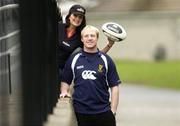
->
[[87, 46, 95, 49]]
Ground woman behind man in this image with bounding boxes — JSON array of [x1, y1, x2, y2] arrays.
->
[[58, 4, 115, 84]]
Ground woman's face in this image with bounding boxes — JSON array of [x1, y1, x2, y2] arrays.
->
[[69, 13, 83, 27]]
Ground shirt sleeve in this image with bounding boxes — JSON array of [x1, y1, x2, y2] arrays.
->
[[106, 56, 121, 87], [61, 56, 73, 85]]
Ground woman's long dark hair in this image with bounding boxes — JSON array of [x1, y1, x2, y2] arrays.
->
[[65, 13, 86, 34]]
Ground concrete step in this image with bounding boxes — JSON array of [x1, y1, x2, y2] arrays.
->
[[43, 98, 77, 126]]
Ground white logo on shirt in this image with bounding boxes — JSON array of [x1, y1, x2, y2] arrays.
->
[[62, 41, 70, 47], [77, 65, 84, 69], [82, 70, 96, 80]]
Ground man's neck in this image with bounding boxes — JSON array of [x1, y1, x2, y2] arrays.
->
[[83, 47, 98, 53]]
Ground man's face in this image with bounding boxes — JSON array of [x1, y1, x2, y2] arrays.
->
[[81, 29, 98, 49]]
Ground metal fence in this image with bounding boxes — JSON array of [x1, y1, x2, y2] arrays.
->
[[1, 0, 60, 126], [0, 1, 20, 126]]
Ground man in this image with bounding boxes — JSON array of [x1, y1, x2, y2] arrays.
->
[[60, 25, 121, 126]]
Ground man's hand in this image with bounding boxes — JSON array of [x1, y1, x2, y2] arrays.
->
[[60, 82, 71, 98], [111, 108, 117, 116]]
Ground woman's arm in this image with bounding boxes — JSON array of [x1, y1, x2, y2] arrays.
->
[[100, 38, 115, 53]]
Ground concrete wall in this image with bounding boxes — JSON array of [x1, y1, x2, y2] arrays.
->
[[87, 11, 180, 61]]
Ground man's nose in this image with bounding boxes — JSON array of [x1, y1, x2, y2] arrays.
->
[[88, 35, 94, 39]]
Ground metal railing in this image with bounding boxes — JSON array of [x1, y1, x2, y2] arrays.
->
[[0, 4, 19, 95], [0, 4, 19, 11]]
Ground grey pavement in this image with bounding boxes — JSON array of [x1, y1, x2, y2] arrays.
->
[[44, 84, 180, 126], [117, 84, 180, 126]]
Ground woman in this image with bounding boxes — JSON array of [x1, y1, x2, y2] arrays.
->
[[58, 4, 115, 82]]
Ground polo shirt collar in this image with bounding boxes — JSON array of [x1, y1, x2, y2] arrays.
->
[[81, 49, 102, 57]]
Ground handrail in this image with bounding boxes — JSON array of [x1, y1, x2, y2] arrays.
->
[[0, 4, 19, 11], [0, 30, 20, 42], [0, 44, 20, 57]]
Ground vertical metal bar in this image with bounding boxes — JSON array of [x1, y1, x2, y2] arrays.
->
[[8, 53, 12, 95]]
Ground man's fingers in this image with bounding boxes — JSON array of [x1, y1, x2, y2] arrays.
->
[[59, 93, 66, 98], [59, 93, 71, 98]]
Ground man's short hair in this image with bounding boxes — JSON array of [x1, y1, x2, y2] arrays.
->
[[81, 25, 99, 38]]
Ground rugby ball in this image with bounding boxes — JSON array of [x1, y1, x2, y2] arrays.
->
[[102, 22, 127, 42]]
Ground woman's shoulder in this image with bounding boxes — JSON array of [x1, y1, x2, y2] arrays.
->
[[58, 22, 66, 28]]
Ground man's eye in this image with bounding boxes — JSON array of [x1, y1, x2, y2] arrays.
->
[[84, 35, 88, 38]]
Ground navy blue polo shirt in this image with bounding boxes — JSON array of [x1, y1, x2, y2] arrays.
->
[[58, 23, 83, 69], [62, 50, 121, 114]]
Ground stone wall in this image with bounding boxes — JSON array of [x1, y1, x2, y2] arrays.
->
[[87, 11, 180, 61]]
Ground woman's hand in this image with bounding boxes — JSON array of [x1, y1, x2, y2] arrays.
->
[[107, 38, 115, 47]]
